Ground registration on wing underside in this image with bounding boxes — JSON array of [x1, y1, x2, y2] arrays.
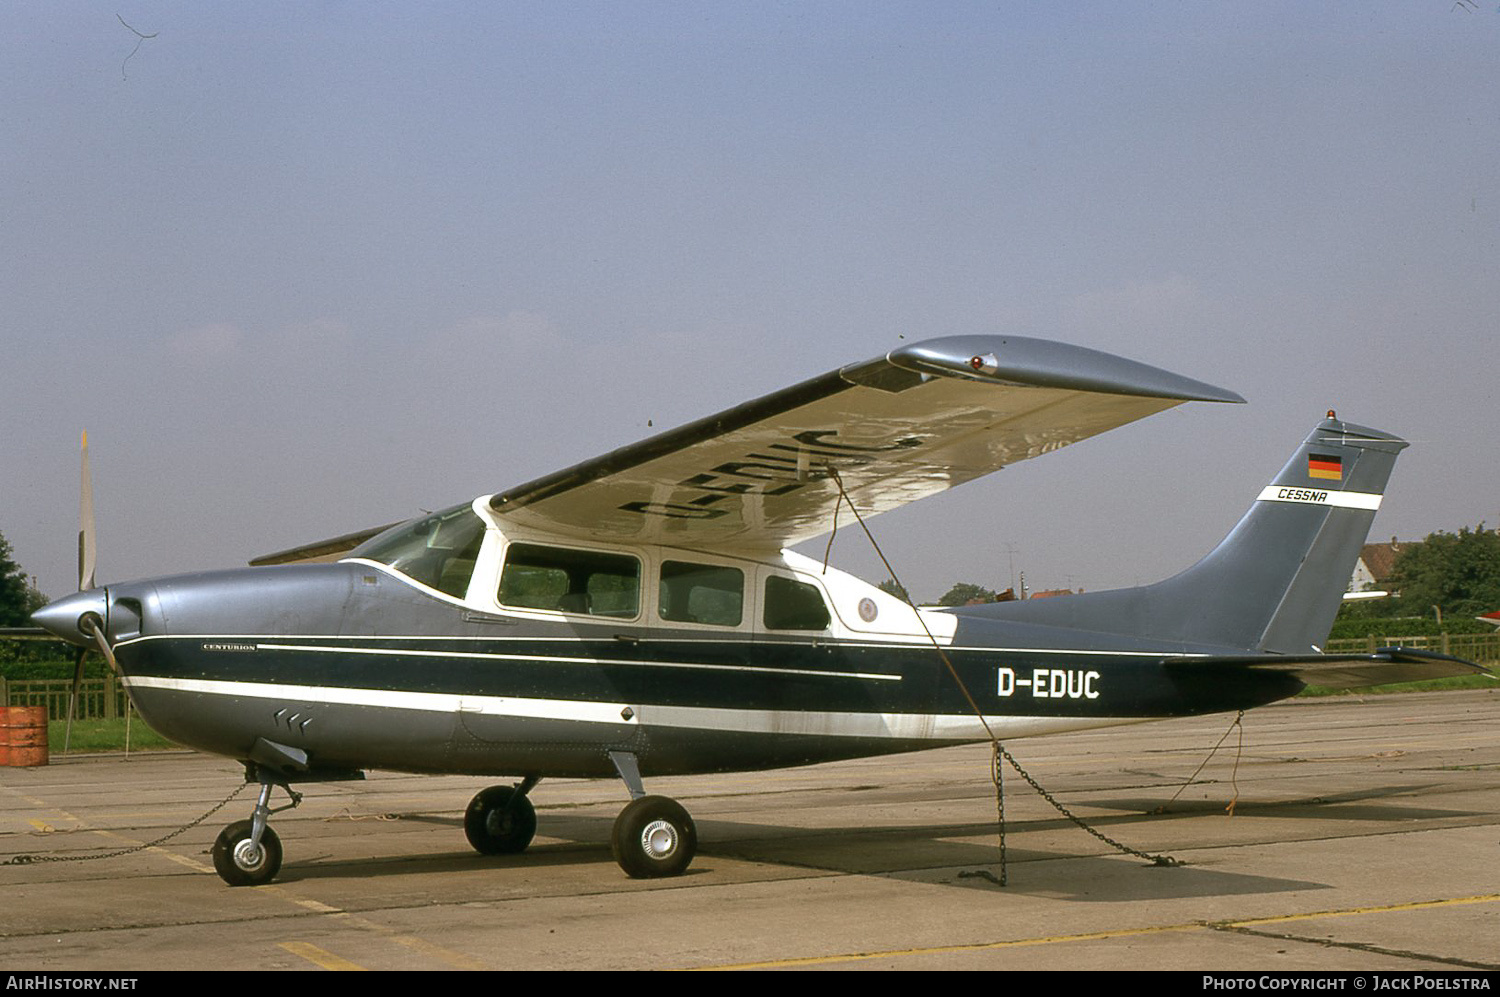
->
[[488, 336, 1242, 548]]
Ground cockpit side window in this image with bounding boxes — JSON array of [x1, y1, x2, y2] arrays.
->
[[350, 503, 486, 599], [498, 543, 641, 619]]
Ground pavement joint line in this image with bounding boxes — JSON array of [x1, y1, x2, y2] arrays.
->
[[278, 940, 367, 971], [260, 887, 491, 969], [392, 934, 492, 971], [146, 847, 213, 874], [8, 791, 86, 831], [687, 893, 1500, 971], [1215, 924, 1500, 972], [1211, 894, 1500, 973], [331, 912, 494, 970], [687, 923, 1206, 969], [1222, 892, 1500, 927], [320, 912, 493, 970], [4, 786, 231, 872]]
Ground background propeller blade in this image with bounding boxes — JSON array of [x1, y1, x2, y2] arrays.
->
[[65, 430, 96, 754], [78, 430, 96, 593]]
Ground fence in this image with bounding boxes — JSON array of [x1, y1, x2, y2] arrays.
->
[[1324, 632, 1500, 665], [0, 676, 131, 721]]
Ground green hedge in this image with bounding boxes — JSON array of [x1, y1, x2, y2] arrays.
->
[[1328, 617, 1493, 639], [0, 638, 103, 680]]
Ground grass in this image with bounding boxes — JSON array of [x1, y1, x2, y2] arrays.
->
[[1300, 671, 1499, 698], [46, 717, 178, 753]]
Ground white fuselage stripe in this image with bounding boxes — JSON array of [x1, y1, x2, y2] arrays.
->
[[126, 675, 631, 725], [114, 633, 1200, 659], [250, 641, 901, 682], [122, 675, 1145, 741]]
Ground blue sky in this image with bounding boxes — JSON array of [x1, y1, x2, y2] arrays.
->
[[4, 3, 1498, 602]]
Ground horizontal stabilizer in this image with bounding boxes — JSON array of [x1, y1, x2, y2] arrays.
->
[[1163, 648, 1491, 691], [250, 522, 399, 567]]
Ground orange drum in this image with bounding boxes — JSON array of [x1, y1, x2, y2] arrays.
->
[[0, 706, 50, 767]]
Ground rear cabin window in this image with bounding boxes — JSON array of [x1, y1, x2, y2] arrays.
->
[[659, 561, 744, 627], [763, 575, 831, 631], [498, 543, 640, 619]]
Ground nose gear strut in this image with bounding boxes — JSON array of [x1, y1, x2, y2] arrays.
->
[[212, 766, 303, 887]]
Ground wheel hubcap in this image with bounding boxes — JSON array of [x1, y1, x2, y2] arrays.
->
[[640, 819, 678, 859], [233, 839, 264, 872]]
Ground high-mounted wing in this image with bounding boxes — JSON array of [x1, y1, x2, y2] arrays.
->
[[488, 336, 1242, 549]]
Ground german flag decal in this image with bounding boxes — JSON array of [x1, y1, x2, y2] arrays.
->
[[1308, 453, 1343, 481]]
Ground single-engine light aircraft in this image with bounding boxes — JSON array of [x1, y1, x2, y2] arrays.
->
[[31, 335, 1484, 885]]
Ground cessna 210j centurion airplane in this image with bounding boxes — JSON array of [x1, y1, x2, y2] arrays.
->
[[31, 335, 1483, 886]]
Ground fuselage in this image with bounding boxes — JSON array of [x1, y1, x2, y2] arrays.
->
[[41, 497, 1302, 781]]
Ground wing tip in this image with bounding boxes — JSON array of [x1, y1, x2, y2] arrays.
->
[[888, 335, 1244, 403]]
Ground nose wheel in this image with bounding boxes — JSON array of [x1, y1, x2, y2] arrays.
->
[[212, 768, 300, 887], [212, 820, 283, 886]]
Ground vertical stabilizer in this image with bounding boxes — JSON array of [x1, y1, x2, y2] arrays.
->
[[1178, 415, 1407, 652], [956, 416, 1408, 653]]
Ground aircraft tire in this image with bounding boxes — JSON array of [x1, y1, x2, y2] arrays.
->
[[212, 820, 283, 887], [464, 786, 537, 855], [611, 795, 696, 879]]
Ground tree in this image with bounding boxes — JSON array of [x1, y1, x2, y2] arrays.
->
[[0, 530, 47, 626], [877, 578, 910, 604], [937, 582, 997, 607], [1386, 525, 1500, 620]]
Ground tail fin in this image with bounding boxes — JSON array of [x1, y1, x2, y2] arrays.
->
[[958, 415, 1407, 653]]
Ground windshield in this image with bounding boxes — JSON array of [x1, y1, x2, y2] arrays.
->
[[350, 502, 486, 598]]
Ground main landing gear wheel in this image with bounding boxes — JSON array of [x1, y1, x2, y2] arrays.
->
[[212, 819, 283, 887], [611, 795, 696, 879], [464, 786, 538, 855]]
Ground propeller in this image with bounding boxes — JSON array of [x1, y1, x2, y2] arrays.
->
[[63, 431, 97, 754], [32, 431, 135, 754]]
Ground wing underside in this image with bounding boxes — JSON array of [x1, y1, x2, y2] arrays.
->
[[250, 335, 1241, 563], [489, 335, 1242, 548]]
